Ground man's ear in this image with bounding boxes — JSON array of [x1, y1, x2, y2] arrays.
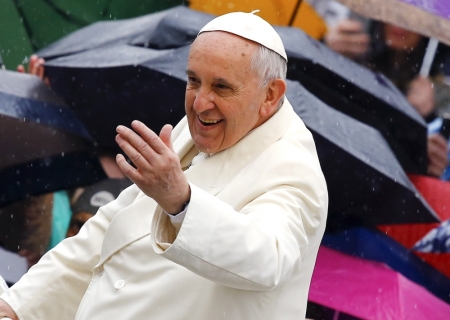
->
[[259, 79, 287, 118]]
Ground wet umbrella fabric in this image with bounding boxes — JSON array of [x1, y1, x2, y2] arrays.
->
[[0, 70, 106, 207], [276, 26, 429, 175], [1, 0, 183, 69], [37, 6, 214, 60], [43, 44, 189, 152], [321, 227, 450, 304], [309, 246, 450, 319], [286, 80, 438, 226]]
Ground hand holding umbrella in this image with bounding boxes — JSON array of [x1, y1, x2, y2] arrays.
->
[[115, 121, 190, 214], [324, 19, 370, 59], [427, 133, 449, 177], [17, 55, 45, 80]]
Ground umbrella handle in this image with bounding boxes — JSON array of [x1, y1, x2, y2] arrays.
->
[[419, 38, 439, 77]]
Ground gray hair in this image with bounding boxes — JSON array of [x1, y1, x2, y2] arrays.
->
[[251, 45, 287, 108], [251, 45, 287, 87]]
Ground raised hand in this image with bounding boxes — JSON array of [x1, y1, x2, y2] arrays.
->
[[115, 121, 190, 214]]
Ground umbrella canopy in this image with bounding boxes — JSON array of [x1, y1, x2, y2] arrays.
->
[[309, 246, 450, 320], [322, 227, 450, 304], [43, 44, 189, 152], [286, 80, 438, 226], [0, 0, 183, 69], [337, 0, 450, 46], [36, 6, 214, 60], [0, 70, 106, 207], [276, 26, 429, 175]]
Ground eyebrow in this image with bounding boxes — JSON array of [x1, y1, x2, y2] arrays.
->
[[186, 70, 236, 89]]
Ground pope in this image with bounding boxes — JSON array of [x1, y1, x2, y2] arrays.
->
[[0, 11, 328, 320]]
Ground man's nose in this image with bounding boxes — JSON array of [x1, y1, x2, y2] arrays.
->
[[193, 87, 215, 113]]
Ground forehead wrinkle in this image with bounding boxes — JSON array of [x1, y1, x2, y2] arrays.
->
[[189, 32, 260, 84]]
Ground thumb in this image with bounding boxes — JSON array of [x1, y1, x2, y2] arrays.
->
[[159, 124, 174, 152]]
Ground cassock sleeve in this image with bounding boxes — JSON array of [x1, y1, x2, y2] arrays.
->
[[151, 141, 328, 291]]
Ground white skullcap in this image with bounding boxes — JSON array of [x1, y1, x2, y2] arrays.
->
[[199, 11, 287, 61]]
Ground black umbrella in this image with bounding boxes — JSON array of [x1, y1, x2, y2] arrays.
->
[[43, 44, 189, 152], [0, 70, 106, 207], [37, 5, 214, 60], [286, 79, 438, 227], [275, 26, 429, 175]]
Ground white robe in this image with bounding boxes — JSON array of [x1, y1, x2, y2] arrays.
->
[[1, 99, 328, 319]]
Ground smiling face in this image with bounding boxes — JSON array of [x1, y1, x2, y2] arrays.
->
[[185, 32, 269, 154]]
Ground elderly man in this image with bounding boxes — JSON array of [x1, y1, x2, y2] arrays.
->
[[0, 11, 327, 320]]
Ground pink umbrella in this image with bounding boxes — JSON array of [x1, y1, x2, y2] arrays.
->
[[309, 246, 450, 319]]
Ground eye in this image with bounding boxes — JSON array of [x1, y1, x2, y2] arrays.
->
[[188, 76, 199, 85], [214, 83, 229, 90]]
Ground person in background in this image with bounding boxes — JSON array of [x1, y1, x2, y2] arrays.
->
[[66, 178, 132, 238], [322, 9, 450, 178], [0, 194, 53, 269]]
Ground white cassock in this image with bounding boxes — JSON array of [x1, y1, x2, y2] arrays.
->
[[1, 98, 328, 320]]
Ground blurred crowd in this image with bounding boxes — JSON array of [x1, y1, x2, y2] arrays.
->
[[1, 0, 449, 290]]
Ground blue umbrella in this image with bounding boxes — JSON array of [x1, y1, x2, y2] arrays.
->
[[0, 70, 106, 206]]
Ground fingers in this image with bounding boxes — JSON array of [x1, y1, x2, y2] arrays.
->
[[131, 121, 168, 154], [115, 122, 171, 172], [17, 65, 25, 73], [427, 134, 449, 177], [28, 55, 45, 79], [116, 126, 156, 170], [325, 19, 369, 58], [115, 153, 140, 183], [337, 19, 365, 34], [159, 124, 174, 152]]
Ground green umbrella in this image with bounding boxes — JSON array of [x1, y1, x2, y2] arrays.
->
[[0, 0, 184, 70]]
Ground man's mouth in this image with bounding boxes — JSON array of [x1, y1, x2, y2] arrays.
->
[[199, 116, 222, 126]]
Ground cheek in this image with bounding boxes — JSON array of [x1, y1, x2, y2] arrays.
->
[[185, 91, 196, 114]]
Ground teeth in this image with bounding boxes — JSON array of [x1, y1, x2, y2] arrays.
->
[[199, 117, 220, 124]]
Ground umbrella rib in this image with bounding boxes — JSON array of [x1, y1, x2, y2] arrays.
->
[[99, 0, 113, 19], [289, 0, 303, 26], [41, 0, 89, 27], [12, 0, 38, 52]]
